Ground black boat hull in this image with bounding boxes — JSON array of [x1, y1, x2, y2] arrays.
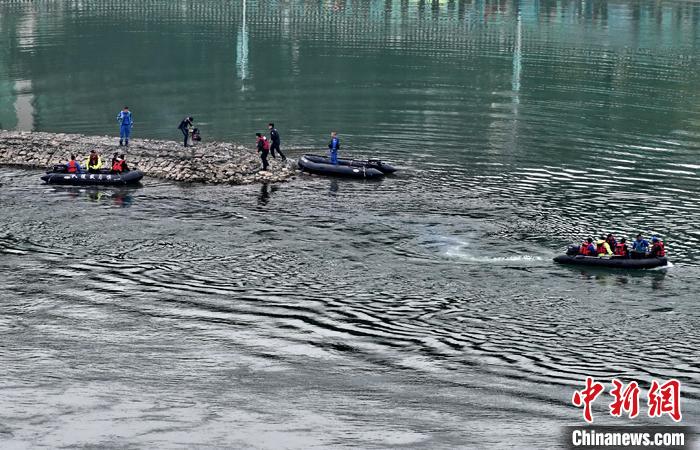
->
[[41, 170, 144, 186], [553, 254, 668, 269], [298, 154, 395, 178]]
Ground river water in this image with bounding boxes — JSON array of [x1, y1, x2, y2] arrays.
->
[[1, 1, 699, 448]]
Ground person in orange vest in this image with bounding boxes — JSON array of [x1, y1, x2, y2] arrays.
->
[[596, 235, 613, 256], [111, 154, 130, 173], [579, 238, 596, 256], [613, 238, 629, 257], [65, 154, 83, 173], [649, 237, 665, 257]]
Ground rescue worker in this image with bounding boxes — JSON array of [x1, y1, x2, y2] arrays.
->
[[605, 233, 617, 249], [596, 235, 613, 256], [178, 116, 194, 147], [579, 237, 596, 256], [328, 131, 340, 164], [117, 106, 133, 146], [84, 150, 103, 173], [268, 123, 286, 161], [650, 236, 666, 257], [613, 238, 629, 258], [256, 133, 269, 171], [631, 234, 650, 259], [65, 154, 83, 173], [111, 154, 129, 173]]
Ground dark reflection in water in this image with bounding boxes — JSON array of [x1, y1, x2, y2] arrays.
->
[[1, 0, 700, 448]]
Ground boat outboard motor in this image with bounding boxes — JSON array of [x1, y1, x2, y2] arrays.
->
[[566, 245, 580, 256]]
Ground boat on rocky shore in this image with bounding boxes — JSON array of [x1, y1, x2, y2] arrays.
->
[[41, 166, 144, 186], [298, 154, 397, 178]]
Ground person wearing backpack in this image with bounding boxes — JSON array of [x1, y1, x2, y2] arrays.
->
[[256, 133, 270, 171]]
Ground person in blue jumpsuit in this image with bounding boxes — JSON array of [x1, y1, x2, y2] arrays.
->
[[631, 234, 650, 259], [116, 106, 133, 146], [328, 131, 340, 164]]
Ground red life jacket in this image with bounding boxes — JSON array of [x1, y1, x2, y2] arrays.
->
[[580, 242, 592, 256], [262, 137, 270, 151], [652, 242, 665, 257], [67, 160, 78, 173], [596, 242, 606, 254], [112, 159, 124, 172], [613, 243, 627, 256]]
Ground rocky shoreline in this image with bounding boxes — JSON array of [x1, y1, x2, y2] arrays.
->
[[0, 130, 296, 184]]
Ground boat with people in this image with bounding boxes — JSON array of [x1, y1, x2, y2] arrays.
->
[[41, 165, 144, 186], [553, 253, 668, 269], [554, 233, 668, 269], [298, 154, 397, 179]]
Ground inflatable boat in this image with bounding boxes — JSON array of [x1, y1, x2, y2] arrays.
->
[[298, 154, 396, 179], [41, 166, 144, 186], [553, 249, 668, 269]]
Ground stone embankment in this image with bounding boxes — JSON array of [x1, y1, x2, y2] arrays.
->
[[0, 130, 295, 184]]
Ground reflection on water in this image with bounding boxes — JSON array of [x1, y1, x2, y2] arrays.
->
[[48, 185, 137, 207]]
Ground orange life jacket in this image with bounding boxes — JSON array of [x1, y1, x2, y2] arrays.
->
[[596, 242, 606, 254], [112, 159, 124, 172], [67, 160, 78, 173], [652, 242, 665, 257], [613, 243, 627, 256], [580, 242, 592, 256]]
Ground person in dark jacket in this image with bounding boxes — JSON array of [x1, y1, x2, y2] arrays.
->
[[178, 116, 194, 147], [268, 123, 286, 161], [256, 133, 269, 171], [111, 154, 130, 173]]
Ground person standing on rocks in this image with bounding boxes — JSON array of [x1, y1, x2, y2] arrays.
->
[[116, 106, 133, 147], [256, 132, 270, 171], [178, 116, 194, 147], [268, 123, 286, 161]]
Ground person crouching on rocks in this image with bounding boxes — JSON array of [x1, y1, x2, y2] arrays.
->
[[85, 150, 103, 173], [256, 133, 270, 171], [111, 154, 130, 173]]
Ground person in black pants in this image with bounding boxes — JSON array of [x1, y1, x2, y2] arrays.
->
[[268, 123, 286, 161], [256, 133, 269, 171], [178, 116, 194, 147]]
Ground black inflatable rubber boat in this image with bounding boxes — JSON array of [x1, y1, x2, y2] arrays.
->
[[41, 166, 144, 186], [298, 154, 396, 179], [553, 254, 668, 269]]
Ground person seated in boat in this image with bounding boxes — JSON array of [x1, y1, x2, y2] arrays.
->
[[579, 238, 596, 256], [630, 234, 650, 259], [605, 233, 617, 249], [596, 236, 613, 256], [649, 236, 665, 257], [65, 154, 83, 174], [613, 238, 629, 258], [84, 150, 103, 173], [328, 131, 340, 165], [111, 154, 129, 173]]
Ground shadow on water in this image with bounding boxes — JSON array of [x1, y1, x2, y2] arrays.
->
[[257, 183, 279, 205], [561, 264, 670, 289], [47, 185, 140, 207]]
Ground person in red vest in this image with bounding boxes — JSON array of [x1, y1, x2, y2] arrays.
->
[[256, 133, 270, 171], [65, 154, 83, 173], [613, 238, 629, 257], [111, 154, 130, 173], [650, 237, 665, 257], [579, 238, 596, 256]]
